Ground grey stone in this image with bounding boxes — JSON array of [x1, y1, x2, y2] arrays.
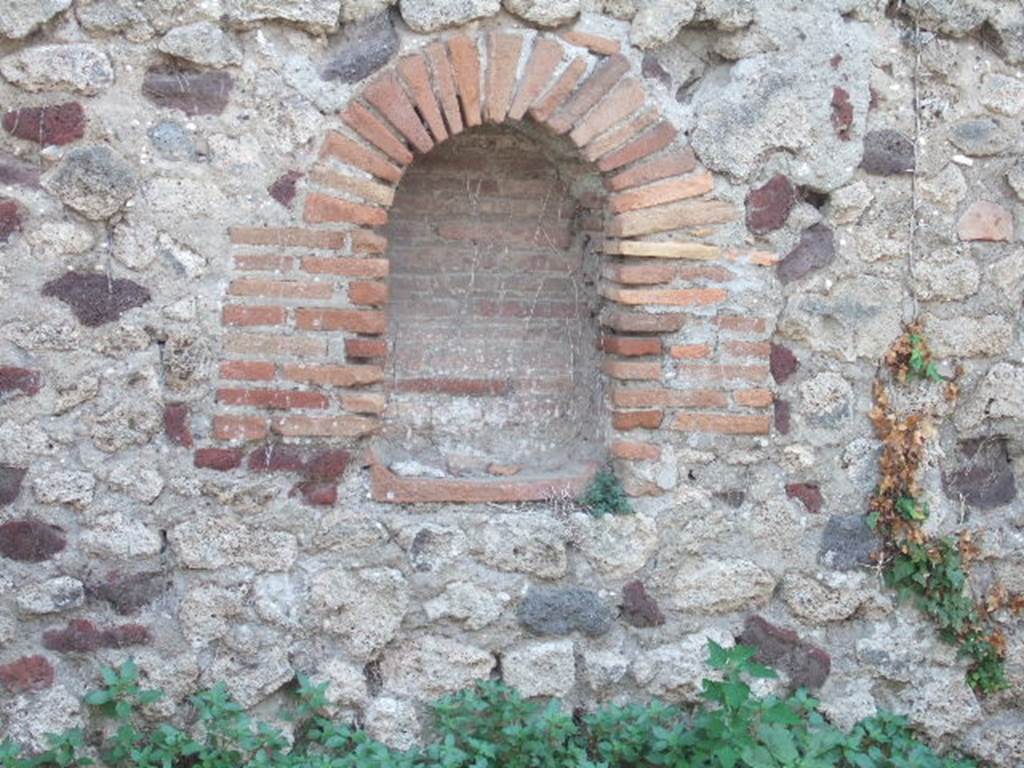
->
[[948, 117, 1011, 157], [399, 0, 500, 32], [503, 0, 580, 27], [0, 151, 41, 188], [43, 146, 137, 220], [860, 129, 915, 175], [980, 72, 1024, 116], [158, 22, 243, 68], [502, 639, 576, 697], [148, 120, 197, 161], [631, 0, 697, 49], [204, 651, 293, 708], [964, 716, 1024, 768], [0, 44, 114, 95], [918, 164, 967, 210], [777, 224, 835, 284], [225, 0, 343, 32], [0, 465, 26, 506], [819, 515, 876, 570], [570, 511, 658, 576], [340, 0, 396, 22], [904, 666, 983, 741], [321, 12, 398, 84], [1008, 159, 1024, 202], [518, 586, 612, 637], [75, 0, 153, 40], [3, 686, 82, 752], [0, 0, 72, 39], [16, 577, 85, 615], [320, 658, 367, 709]]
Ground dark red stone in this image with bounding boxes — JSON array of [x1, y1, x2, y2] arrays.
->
[[641, 53, 671, 89], [194, 448, 243, 471], [0, 152, 40, 188], [0, 519, 66, 562], [769, 344, 799, 384], [774, 399, 792, 435], [830, 87, 853, 140], [777, 224, 835, 284], [294, 480, 338, 506], [738, 615, 831, 691], [42, 271, 150, 327], [745, 175, 795, 234], [0, 367, 41, 397], [268, 170, 302, 208], [620, 580, 665, 628], [306, 449, 350, 479], [163, 403, 193, 448], [247, 444, 307, 473], [0, 198, 21, 243], [786, 483, 823, 514], [0, 465, 26, 506], [142, 67, 233, 116], [942, 437, 1017, 510], [2, 103, 86, 146], [0, 655, 55, 692], [714, 489, 746, 508], [861, 129, 914, 175], [89, 571, 168, 615], [830, 53, 843, 68], [43, 619, 150, 653]]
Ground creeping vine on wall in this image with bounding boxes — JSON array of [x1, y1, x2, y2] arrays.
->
[[869, 324, 1024, 693]]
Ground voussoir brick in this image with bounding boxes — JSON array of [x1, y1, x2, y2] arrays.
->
[[548, 54, 630, 134], [304, 191, 387, 227], [569, 77, 646, 147], [397, 54, 448, 143], [609, 171, 714, 214], [508, 37, 565, 120], [320, 131, 403, 183], [606, 147, 698, 192], [362, 72, 434, 154], [607, 199, 737, 238], [559, 30, 621, 55], [341, 101, 414, 165], [447, 35, 482, 128], [426, 42, 464, 136], [602, 263, 675, 285], [603, 240, 719, 260], [601, 286, 727, 306], [583, 107, 660, 162], [485, 32, 523, 124], [597, 122, 678, 172], [529, 57, 589, 123], [309, 167, 396, 207]]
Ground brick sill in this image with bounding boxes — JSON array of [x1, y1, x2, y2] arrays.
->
[[370, 462, 597, 504]]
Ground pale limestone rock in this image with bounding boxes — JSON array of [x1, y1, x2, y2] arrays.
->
[[671, 559, 775, 613], [980, 72, 1024, 117], [423, 581, 510, 630], [252, 573, 303, 628], [107, 458, 165, 503], [320, 658, 368, 709], [911, 250, 980, 302], [170, 518, 299, 572], [308, 567, 409, 660], [81, 512, 162, 558], [474, 512, 568, 578], [828, 181, 874, 224], [16, 577, 84, 615], [43, 146, 138, 221], [630, 0, 697, 48], [158, 22, 243, 68], [225, 0, 343, 32], [0, 0, 72, 39], [856, 616, 958, 682], [783, 572, 880, 623], [957, 363, 1024, 431], [32, 470, 95, 508], [918, 164, 967, 210], [339, 0, 397, 22], [816, 676, 877, 731], [632, 629, 734, 703], [570, 511, 659, 576], [381, 635, 493, 700], [399, 0, 500, 32], [179, 583, 247, 644], [503, 639, 576, 698], [0, 44, 114, 95], [582, 648, 629, 691], [904, 667, 983, 740], [204, 651, 293, 707], [926, 314, 1014, 358], [3, 686, 82, 751], [503, 0, 580, 27], [365, 698, 420, 750]]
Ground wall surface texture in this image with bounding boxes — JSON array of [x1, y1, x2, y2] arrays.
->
[[0, 0, 1022, 763]]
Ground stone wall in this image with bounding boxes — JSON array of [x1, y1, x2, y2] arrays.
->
[[0, 0, 1022, 764]]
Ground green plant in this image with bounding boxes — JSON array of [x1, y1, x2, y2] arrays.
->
[[0, 648, 982, 768], [579, 469, 632, 516]]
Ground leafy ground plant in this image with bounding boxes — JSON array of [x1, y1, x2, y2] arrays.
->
[[1, 643, 979, 768], [579, 468, 633, 516]]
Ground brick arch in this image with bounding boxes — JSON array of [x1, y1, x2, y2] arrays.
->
[[215, 29, 778, 504]]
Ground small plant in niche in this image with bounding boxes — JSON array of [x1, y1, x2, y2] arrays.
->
[[579, 468, 633, 517]]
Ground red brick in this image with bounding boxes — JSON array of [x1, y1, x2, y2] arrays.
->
[[304, 191, 387, 227], [508, 37, 565, 120], [220, 361, 276, 381], [529, 57, 588, 123], [346, 337, 388, 359], [548, 54, 630, 134], [222, 304, 286, 327], [603, 359, 661, 381], [362, 72, 434, 154], [228, 279, 333, 300], [607, 199, 737, 238], [673, 412, 771, 435], [958, 200, 1013, 242], [612, 386, 728, 409], [0, 655, 54, 692], [271, 414, 380, 438], [234, 253, 295, 271], [600, 311, 686, 333], [583, 108, 660, 162], [282, 363, 384, 387], [484, 32, 523, 124], [194, 447, 244, 470], [603, 240, 719, 260], [229, 227, 347, 249], [447, 35, 482, 128], [734, 388, 774, 407], [42, 619, 150, 652], [716, 316, 767, 333], [246, 444, 307, 472], [602, 286, 727, 306], [351, 229, 388, 254], [308, 167, 395, 207], [294, 480, 338, 505], [597, 122, 678, 173], [601, 335, 662, 356], [610, 171, 714, 214], [612, 410, 664, 430], [163, 403, 193, 447], [371, 462, 594, 504], [349, 281, 388, 305], [669, 343, 712, 359], [558, 30, 621, 55], [676, 364, 769, 383], [217, 388, 329, 410], [213, 415, 269, 441], [320, 131, 403, 183], [342, 392, 387, 414], [602, 263, 675, 285], [302, 256, 389, 277], [611, 440, 660, 461], [223, 333, 327, 358], [397, 54, 448, 143], [341, 100, 415, 165], [606, 147, 698, 192], [569, 77, 646, 146], [295, 308, 386, 333], [426, 42, 464, 135], [726, 340, 771, 358]]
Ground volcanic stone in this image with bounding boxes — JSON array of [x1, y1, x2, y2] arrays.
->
[[860, 129, 914, 175], [518, 586, 612, 637], [142, 66, 233, 116], [42, 271, 150, 327], [777, 224, 835, 284]]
